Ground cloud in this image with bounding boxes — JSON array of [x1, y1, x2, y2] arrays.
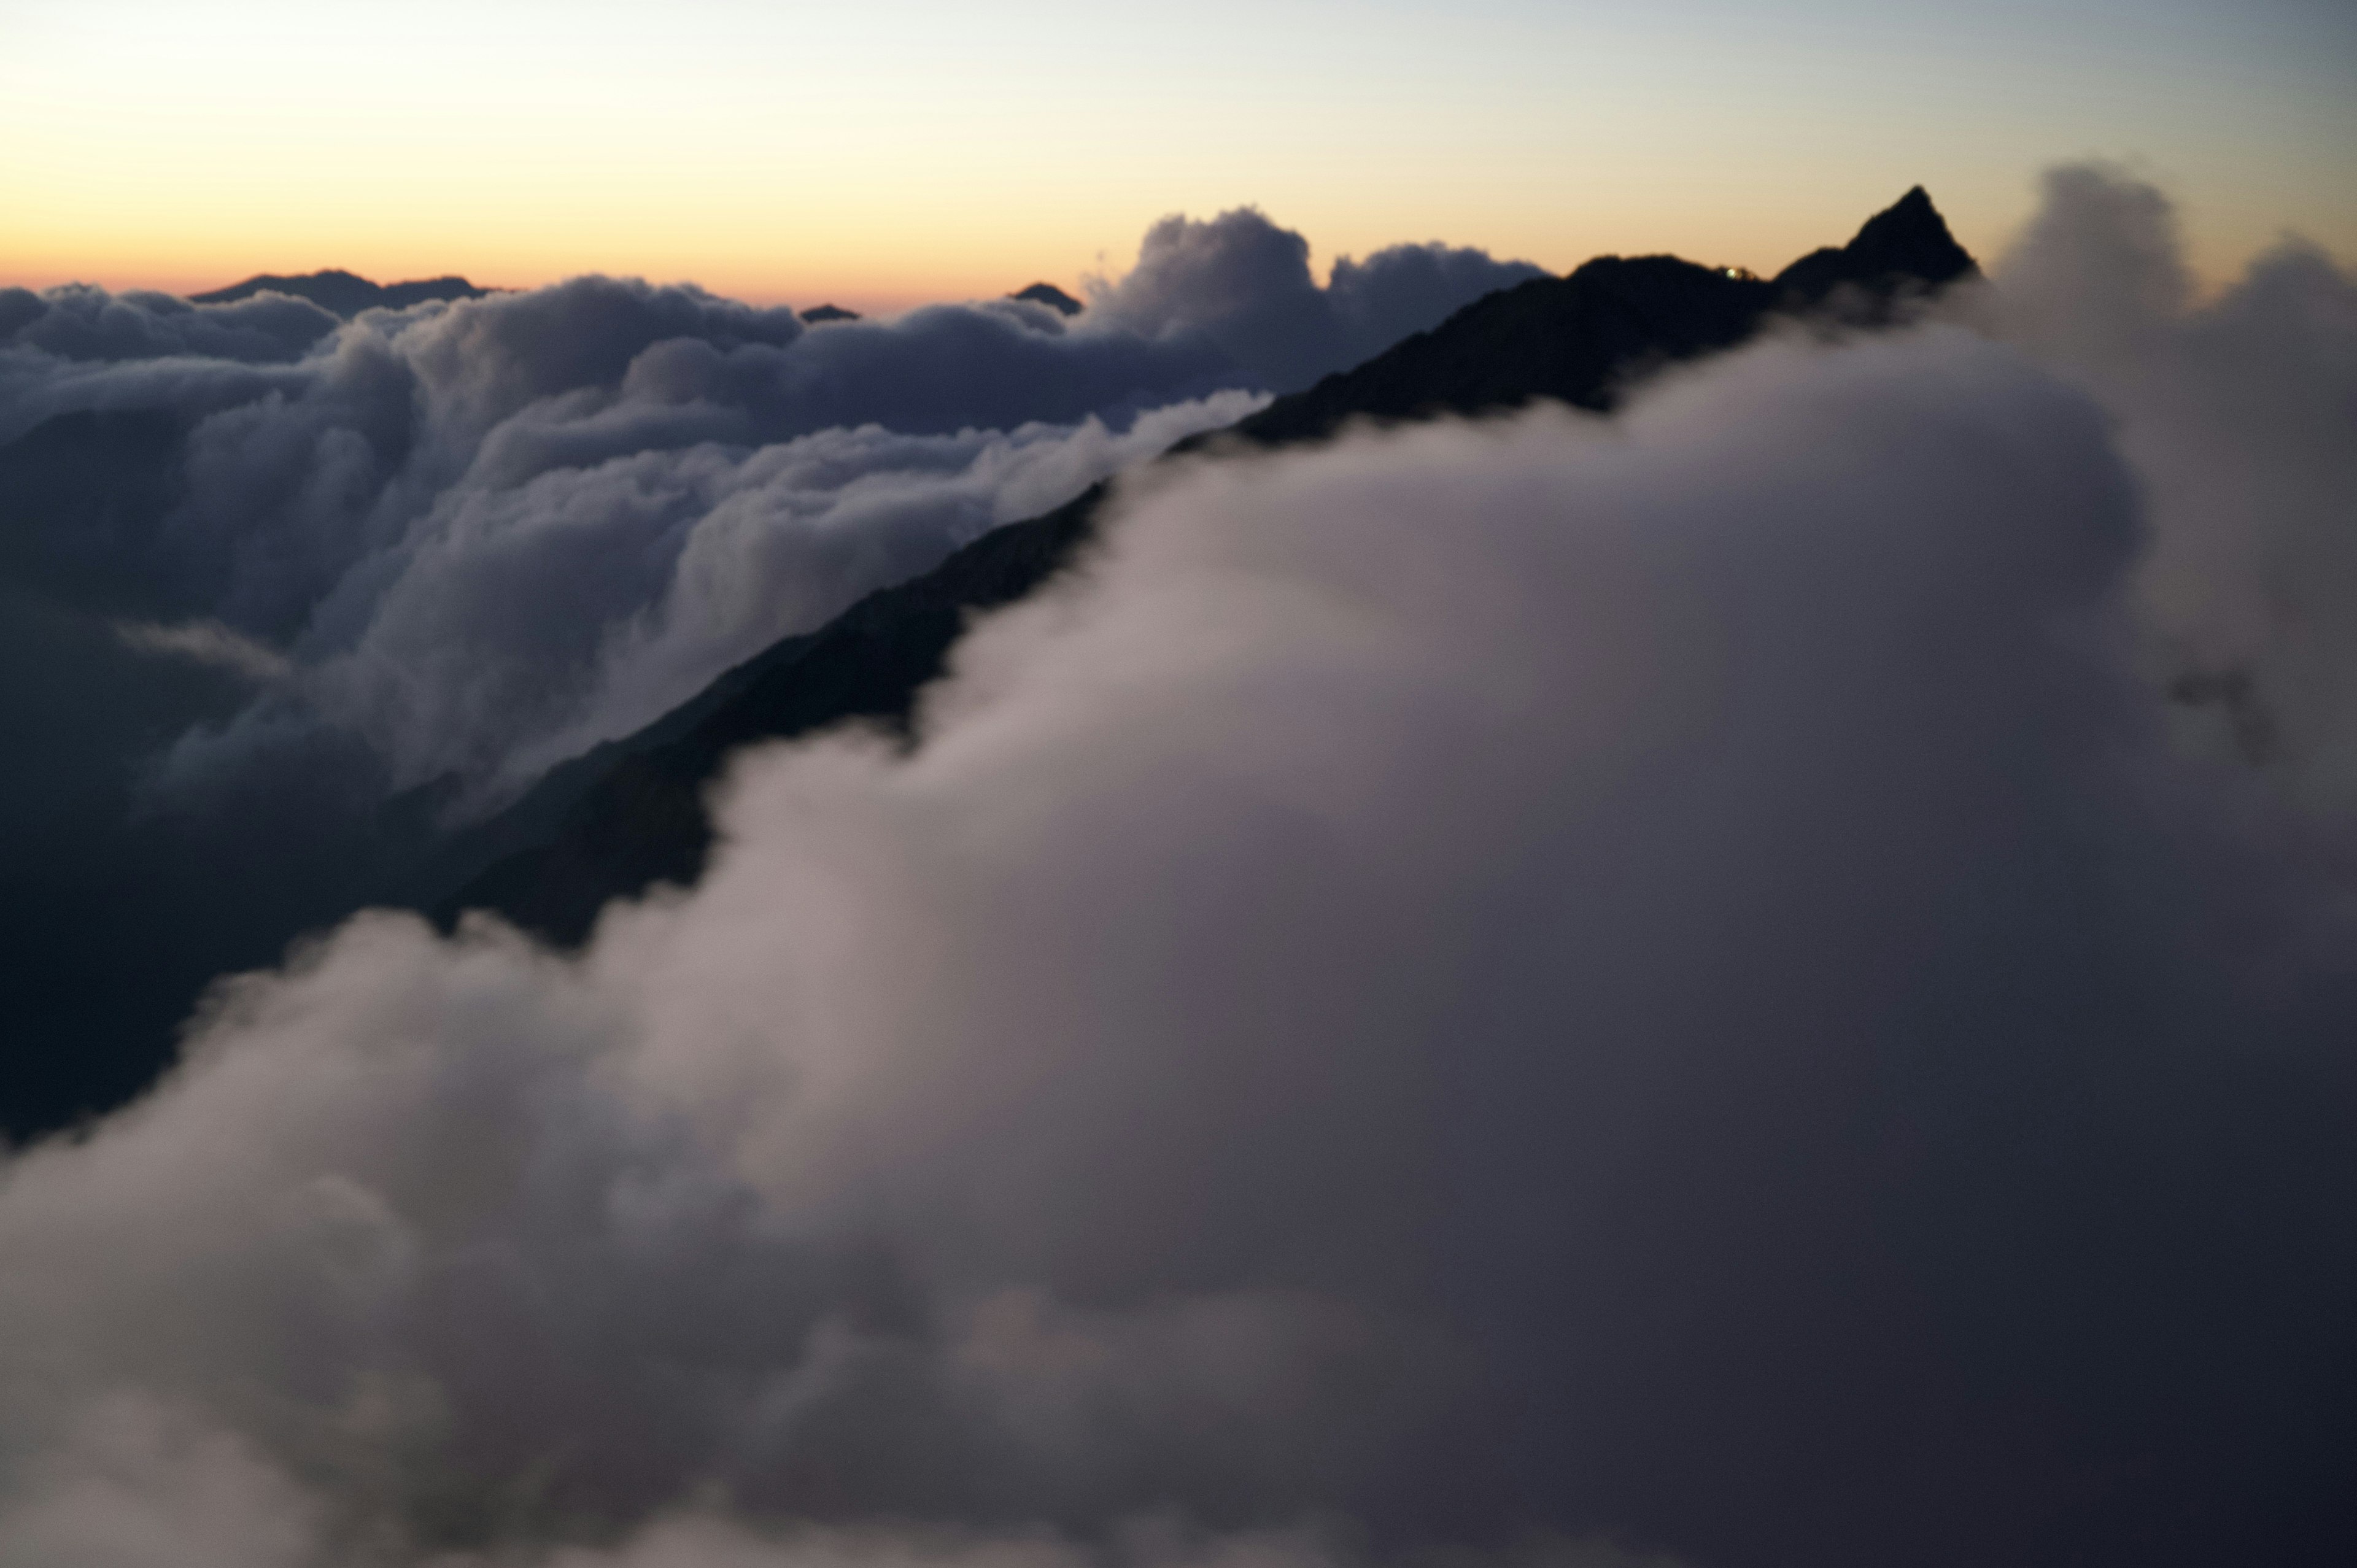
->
[[0, 205, 1528, 1138], [1982, 164, 2357, 820], [1085, 209, 1545, 391], [1324, 241, 1552, 363], [115, 618, 293, 683], [176, 390, 1266, 803], [0, 209, 1533, 813], [0, 283, 341, 364], [0, 1395, 322, 1568], [4, 201, 2354, 1568]]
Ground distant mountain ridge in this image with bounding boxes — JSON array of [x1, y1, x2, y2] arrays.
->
[[1010, 282, 1085, 315], [427, 188, 1980, 944], [190, 269, 489, 317], [1223, 184, 1975, 447]]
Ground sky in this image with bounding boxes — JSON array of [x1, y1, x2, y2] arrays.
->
[[3, 0, 2351, 309]]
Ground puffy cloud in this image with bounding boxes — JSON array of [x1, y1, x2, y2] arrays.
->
[[1324, 241, 1551, 363], [0, 205, 1521, 1133], [4, 228, 2354, 1568], [1085, 209, 1544, 391], [0, 283, 341, 364], [0, 1396, 323, 1568], [1984, 164, 2357, 819], [198, 390, 1265, 801], [1, 207, 1533, 808]]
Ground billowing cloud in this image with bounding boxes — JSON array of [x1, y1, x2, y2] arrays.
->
[[192, 390, 1266, 801], [2, 209, 1535, 811], [0, 283, 341, 364], [2, 164, 2353, 1568], [1983, 164, 2357, 818], [0, 206, 1533, 1134], [1086, 209, 1546, 391]]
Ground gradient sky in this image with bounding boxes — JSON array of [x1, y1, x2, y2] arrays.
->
[[3, 0, 2351, 311]]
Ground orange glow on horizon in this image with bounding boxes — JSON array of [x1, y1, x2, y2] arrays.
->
[[2, 1, 2348, 314]]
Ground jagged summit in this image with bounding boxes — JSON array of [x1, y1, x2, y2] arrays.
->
[[191, 269, 487, 317], [1010, 281, 1084, 316], [1228, 186, 1976, 447], [1771, 184, 1978, 304]]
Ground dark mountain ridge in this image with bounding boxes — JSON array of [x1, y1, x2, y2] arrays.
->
[[190, 269, 489, 317], [1772, 184, 1975, 306], [1223, 184, 1975, 447], [427, 187, 1980, 945], [1011, 282, 1086, 315]]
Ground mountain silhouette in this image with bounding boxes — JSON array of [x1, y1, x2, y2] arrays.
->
[[430, 189, 1980, 944], [1771, 184, 1976, 307], [190, 269, 488, 317], [1010, 282, 1085, 315], [801, 303, 861, 322], [1225, 185, 1977, 447]]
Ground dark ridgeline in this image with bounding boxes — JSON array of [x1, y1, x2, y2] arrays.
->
[[1227, 184, 1975, 447], [1010, 281, 1085, 315], [190, 269, 489, 317], [800, 303, 861, 322], [429, 188, 1980, 944], [1772, 185, 1976, 307]]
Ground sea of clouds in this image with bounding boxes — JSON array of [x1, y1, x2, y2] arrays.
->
[[0, 170, 2351, 1566], [1, 209, 1540, 805], [0, 209, 1540, 1130]]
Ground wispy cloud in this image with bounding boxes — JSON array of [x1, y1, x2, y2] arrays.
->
[[114, 617, 292, 682]]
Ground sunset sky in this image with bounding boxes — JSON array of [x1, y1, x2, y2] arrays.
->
[[5, 0, 2354, 311]]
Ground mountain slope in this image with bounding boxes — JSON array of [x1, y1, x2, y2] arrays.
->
[[433, 188, 1980, 944], [428, 494, 1100, 940]]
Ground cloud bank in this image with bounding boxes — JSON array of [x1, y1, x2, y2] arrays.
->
[[0, 282, 342, 364], [1, 171, 2350, 1567], [0, 210, 1536, 1130], [4, 209, 1536, 806]]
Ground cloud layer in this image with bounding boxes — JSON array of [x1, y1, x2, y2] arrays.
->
[[4, 209, 1536, 806], [1, 171, 2351, 1567], [0, 211, 1536, 1132], [0, 282, 341, 364]]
